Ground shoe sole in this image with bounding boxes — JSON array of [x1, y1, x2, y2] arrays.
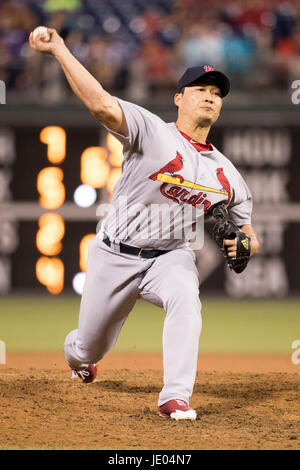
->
[[158, 410, 197, 420]]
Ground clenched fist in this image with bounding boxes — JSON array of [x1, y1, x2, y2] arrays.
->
[[29, 28, 65, 56]]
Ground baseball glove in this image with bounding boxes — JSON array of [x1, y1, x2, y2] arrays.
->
[[210, 201, 251, 274]]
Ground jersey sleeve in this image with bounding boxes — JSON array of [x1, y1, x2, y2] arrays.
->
[[99, 97, 159, 153], [228, 172, 253, 227]]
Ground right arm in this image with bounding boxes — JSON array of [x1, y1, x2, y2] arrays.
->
[[29, 28, 128, 136]]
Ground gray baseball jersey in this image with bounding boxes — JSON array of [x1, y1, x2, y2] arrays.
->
[[98, 98, 252, 249], [64, 98, 252, 408]]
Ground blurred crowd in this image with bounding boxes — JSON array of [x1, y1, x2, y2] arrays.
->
[[0, 0, 299, 104]]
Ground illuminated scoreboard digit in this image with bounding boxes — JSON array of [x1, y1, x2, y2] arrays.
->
[[34, 125, 124, 294], [36, 127, 66, 294]]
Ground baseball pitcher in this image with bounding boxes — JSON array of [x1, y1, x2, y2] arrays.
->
[[29, 28, 260, 420]]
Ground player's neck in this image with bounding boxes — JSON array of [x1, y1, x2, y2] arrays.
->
[[175, 120, 211, 145]]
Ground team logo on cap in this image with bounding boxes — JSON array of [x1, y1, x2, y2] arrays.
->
[[204, 65, 214, 72]]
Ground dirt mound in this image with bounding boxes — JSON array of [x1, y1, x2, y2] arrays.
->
[[1, 356, 300, 450]]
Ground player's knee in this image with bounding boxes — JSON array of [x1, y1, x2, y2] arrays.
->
[[165, 295, 202, 336], [64, 330, 102, 364], [164, 283, 201, 323]]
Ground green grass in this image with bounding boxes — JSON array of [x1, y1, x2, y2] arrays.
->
[[0, 294, 299, 354]]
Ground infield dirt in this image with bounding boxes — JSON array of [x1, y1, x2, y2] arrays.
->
[[0, 352, 299, 450]]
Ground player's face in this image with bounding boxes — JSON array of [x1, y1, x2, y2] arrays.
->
[[175, 84, 223, 127]]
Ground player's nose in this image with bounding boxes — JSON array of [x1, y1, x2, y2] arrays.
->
[[202, 90, 215, 103], [204, 95, 214, 103]]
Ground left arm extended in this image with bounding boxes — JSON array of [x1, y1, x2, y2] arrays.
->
[[224, 224, 260, 258]]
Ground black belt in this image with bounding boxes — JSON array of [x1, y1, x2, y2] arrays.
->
[[102, 234, 170, 259]]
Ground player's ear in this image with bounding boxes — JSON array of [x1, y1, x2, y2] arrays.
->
[[174, 92, 182, 108]]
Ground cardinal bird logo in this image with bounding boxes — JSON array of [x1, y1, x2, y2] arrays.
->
[[149, 151, 184, 181], [216, 167, 232, 204]]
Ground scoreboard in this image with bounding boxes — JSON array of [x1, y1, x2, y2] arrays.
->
[[0, 120, 124, 295], [0, 104, 299, 297]]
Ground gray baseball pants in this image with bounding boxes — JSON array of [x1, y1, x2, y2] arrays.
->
[[64, 235, 202, 406]]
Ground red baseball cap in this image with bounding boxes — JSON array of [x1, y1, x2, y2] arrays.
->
[[176, 65, 230, 97]]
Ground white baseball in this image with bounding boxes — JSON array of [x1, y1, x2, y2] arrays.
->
[[32, 26, 50, 42]]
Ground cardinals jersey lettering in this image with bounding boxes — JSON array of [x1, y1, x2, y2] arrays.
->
[[98, 98, 252, 250]]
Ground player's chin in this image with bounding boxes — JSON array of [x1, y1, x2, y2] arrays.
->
[[197, 111, 218, 127], [197, 115, 214, 127]]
